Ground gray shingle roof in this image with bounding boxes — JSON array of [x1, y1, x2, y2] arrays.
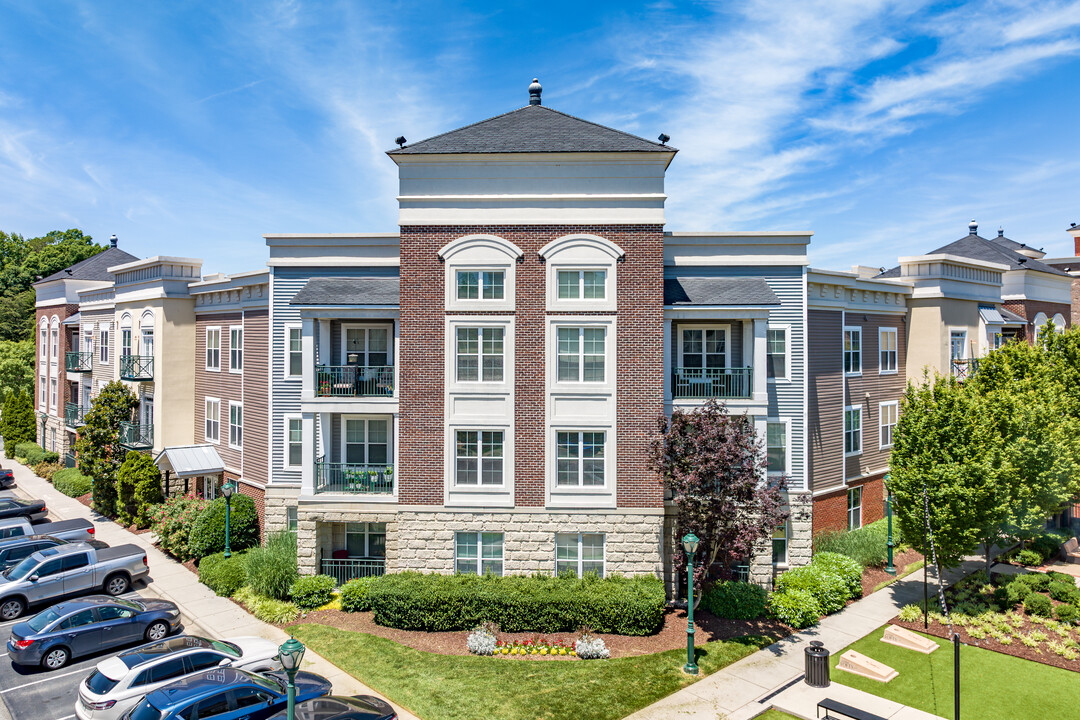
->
[[290, 277, 400, 306], [877, 234, 1070, 278], [388, 105, 675, 155], [664, 277, 780, 306], [35, 246, 139, 285]]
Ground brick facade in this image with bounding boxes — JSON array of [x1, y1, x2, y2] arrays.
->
[[35, 303, 81, 454], [812, 471, 885, 536], [1001, 298, 1073, 339]]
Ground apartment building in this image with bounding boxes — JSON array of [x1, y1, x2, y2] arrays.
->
[[262, 81, 812, 588], [1040, 223, 1080, 326]]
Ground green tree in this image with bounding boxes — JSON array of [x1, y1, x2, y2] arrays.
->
[[76, 382, 138, 516], [116, 450, 163, 528], [1, 391, 36, 458], [0, 340, 34, 400]]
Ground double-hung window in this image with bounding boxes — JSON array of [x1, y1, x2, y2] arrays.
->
[[287, 327, 302, 377], [557, 270, 606, 300], [844, 406, 862, 456], [228, 402, 242, 449], [455, 532, 503, 576], [556, 533, 605, 577], [343, 418, 388, 466], [767, 327, 787, 379], [766, 421, 787, 475], [455, 430, 504, 485], [49, 378, 57, 409], [39, 326, 46, 359], [556, 431, 605, 486], [50, 325, 58, 360], [205, 328, 221, 371], [843, 327, 862, 375], [848, 487, 862, 529], [99, 327, 109, 363], [345, 522, 386, 558], [456, 270, 505, 300], [456, 327, 503, 382], [39, 376, 46, 407], [879, 401, 898, 449], [205, 399, 220, 443], [121, 328, 132, 357], [285, 418, 302, 468], [879, 328, 897, 373], [229, 327, 243, 373], [772, 524, 788, 565], [557, 327, 605, 382]]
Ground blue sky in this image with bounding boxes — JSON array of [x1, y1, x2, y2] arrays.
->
[[1, 0, 1078, 274]]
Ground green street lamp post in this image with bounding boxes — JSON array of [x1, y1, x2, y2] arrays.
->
[[682, 532, 700, 675], [278, 636, 306, 720], [884, 474, 896, 575], [222, 480, 235, 558]]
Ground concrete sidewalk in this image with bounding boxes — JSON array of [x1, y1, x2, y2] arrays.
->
[[7, 461, 419, 720], [627, 558, 988, 720]]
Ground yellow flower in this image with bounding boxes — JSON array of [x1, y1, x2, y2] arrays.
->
[[509, 648, 517, 655], [530, 648, 538, 655], [559, 648, 567, 655], [540, 647, 548, 655]]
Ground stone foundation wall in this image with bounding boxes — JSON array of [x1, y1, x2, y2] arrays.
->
[[263, 486, 298, 539], [296, 507, 399, 576]]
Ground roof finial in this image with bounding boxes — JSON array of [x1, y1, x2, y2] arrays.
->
[[998, 226, 1004, 238], [968, 219, 978, 235], [528, 78, 542, 106], [110, 234, 118, 249]]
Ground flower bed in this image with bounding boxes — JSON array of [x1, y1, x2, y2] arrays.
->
[[495, 637, 577, 657]]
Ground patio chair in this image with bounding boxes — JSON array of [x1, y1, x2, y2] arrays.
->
[[1062, 537, 1080, 565]]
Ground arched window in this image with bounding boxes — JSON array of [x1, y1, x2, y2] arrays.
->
[[49, 316, 60, 361], [1052, 313, 1066, 333], [39, 318, 48, 359], [439, 235, 524, 312], [539, 234, 624, 312], [120, 313, 133, 358], [139, 311, 155, 356]]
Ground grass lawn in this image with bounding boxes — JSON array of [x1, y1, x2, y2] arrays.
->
[[872, 559, 925, 593], [830, 625, 1077, 720], [752, 710, 801, 719], [292, 624, 774, 720]]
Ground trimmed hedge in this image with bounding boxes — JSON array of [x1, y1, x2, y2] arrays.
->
[[775, 564, 847, 614], [199, 552, 248, 597], [1023, 593, 1052, 617], [33, 460, 63, 481], [14, 442, 45, 465], [769, 588, 821, 629], [188, 494, 260, 559], [701, 580, 767, 620], [811, 552, 864, 599], [768, 552, 864, 628], [364, 572, 665, 635], [1054, 604, 1079, 624], [53, 468, 92, 497], [1048, 581, 1079, 604], [340, 576, 380, 612], [290, 574, 337, 610]]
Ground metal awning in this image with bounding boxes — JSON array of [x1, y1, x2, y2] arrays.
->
[[979, 306, 1005, 325], [62, 313, 81, 326], [154, 445, 225, 478], [999, 307, 1027, 325]]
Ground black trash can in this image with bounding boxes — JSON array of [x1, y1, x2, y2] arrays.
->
[[804, 640, 830, 688]]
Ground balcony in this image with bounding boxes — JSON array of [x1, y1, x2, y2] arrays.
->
[[951, 358, 979, 380], [65, 352, 92, 373], [314, 462, 394, 495], [64, 402, 88, 428], [319, 557, 386, 586], [672, 367, 753, 400], [315, 365, 394, 398], [119, 355, 154, 381], [119, 421, 153, 450]]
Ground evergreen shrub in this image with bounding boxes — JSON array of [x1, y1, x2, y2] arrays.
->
[[53, 468, 92, 497], [340, 576, 381, 612], [290, 574, 337, 610], [188, 494, 259, 559], [701, 580, 767, 620], [198, 551, 248, 597]]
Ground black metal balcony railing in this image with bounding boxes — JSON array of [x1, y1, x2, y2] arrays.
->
[[315, 365, 394, 397], [951, 358, 979, 379], [65, 352, 92, 373], [119, 355, 154, 381], [314, 462, 394, 495], [672, 367, 753, 399], [119, 421, 153, 449], [320, 557, 386, 586], [64, 402, 88, 428]]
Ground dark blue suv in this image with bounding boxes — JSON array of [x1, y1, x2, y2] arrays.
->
[[121, 667, 331, 720]]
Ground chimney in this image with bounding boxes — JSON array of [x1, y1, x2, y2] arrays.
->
[[1071, 222, 1080, 257], [109, 234, 118, 249], [528, 78, 542, 106]]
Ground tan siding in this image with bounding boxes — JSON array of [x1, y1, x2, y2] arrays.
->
[[843, 314, 907, 481], [242, 309, 269, 487], [808, 309, 844, 493], [195, 312, 242, 472]]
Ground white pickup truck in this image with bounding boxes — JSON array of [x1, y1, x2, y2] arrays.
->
[[0, 516, 94, 543]]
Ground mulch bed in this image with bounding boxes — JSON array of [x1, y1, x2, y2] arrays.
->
[[76, 492, 92, 508], [861, 549, 924, 598], [287, 607, 791, 658]]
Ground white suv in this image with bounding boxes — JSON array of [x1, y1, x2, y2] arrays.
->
[[75, 635, 282, 720]]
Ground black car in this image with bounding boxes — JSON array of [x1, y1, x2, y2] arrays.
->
[[0, 497, 46, 522], [269, 696, 397, 720], [0, 466, 14, 488]]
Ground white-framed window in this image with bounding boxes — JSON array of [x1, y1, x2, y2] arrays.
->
[[844, 405, 862, 456], [456, 270, 505, 301], [879, 328, 897, 374], [766, 420, 788, 476], [82, 330, 93, 357], [1052, 313, 1067, 333], [99, 326, 110, 364], [50, 319, 59, 360], [557, 327, 606, 383], [556, 532, 605, 577], [556, 431, 606, 487], [204, 398, 220, 443], [879, 401, 898, 449], [284, 416, 302, 469], [205, 327, 221, 371], [286, 506, 298, 533], [767, 326, 788, 380], [950, 329, 967, 360], [343, 325, 391, 367], [843, 327, 862, 375], [343, 417, 389, 465], [228, 402, 243, 449], [455, 430, 504, 486], [848, 486, 863, 529], [39, 323, 47, 359], [121, 327, 132, 358], [678, 325, 730, 371], [49, 377, 57, 409], [456, 327, 504, 382], [455, 532, 503, 576], [556, 269, 606, 300], [345, 522, 386, 558], [772, 523, 788, 566], [229, 327, 243, 373], [39, 376, 46, 407], [286, 325, 302, 377]]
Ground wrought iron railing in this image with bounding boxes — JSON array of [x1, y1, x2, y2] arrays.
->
[[319, 558, 386, 586], [314, 462, 394, 494], [64, 402, 88, 427], [119, 355, 154, 381], [671, 367, 753, 399], [65, 352, 92, 373], [119, 421, 153, 449], [950, 358, 979, 379], [315, 365, 394, 397]]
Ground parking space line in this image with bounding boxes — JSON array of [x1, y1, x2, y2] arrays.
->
[[0, 667, 87, 693], [53, 716, 75, 720]]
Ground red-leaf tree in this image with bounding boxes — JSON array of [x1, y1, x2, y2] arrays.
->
[[648, 399, 789, 590]]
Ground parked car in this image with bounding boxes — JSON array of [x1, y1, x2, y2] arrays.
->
[[76, 635, 284, 720], [0, 542, 149, 619], [0, 497, 47, 522], [120, 668, 332, 720], [8, 596, 181, 670], [0, 516, 95, 542], [0, 534, 106, 570], [268, 696, 397, 720], [0, 466, 14, 488]]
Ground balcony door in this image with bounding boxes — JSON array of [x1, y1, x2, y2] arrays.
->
[[342, 417, 389, 467], [140, 396, 154, 427], [343, 326, 390, 368], [679, 326, 730, 371]]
